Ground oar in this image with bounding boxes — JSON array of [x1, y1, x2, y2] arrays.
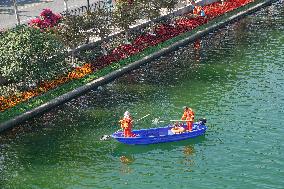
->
[[152, 118, 187, 125], [135, 114, 150, 122], [152, 117, 207, 126], [100, 114, 150, 140]]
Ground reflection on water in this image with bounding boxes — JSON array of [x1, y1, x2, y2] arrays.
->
[[119, 155, 135, 175], [0, 2, 284, 188], [182, 145, 195, 172], [120, 155, 135, 164], [193, 39, 202, 62], [183, 145, 195, 156]]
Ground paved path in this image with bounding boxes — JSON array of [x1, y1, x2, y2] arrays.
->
[[0, 0, 107, 29], [0, 0, 210, 29]]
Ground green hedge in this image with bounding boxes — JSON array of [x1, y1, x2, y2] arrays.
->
[[0, 25, 68, 87]]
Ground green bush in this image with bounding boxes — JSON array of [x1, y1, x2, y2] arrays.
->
[[0, 25, 69, 87]]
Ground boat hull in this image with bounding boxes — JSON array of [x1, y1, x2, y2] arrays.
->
[[111, 123, 207, 145]]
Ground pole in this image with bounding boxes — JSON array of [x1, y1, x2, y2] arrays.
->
[[12, 0, 20, 25], [87, 0, 90, 11], [64, 0, 69, 12], [170, 120, 188, 122], [135, 114, 150, 122]]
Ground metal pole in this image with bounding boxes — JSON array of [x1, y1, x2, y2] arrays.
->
[[12, 0, 20, 25], [87, 0, 90, 11], [64, 0, 69, 12]]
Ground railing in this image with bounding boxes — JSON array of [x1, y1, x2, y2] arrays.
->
[[60, 0, 189, 16], [60, 0, 113, 16]]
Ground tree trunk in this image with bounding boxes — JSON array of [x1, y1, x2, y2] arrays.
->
[[0, 76, 9, 86], [149, 20, 156, 35], [71, 50, 76, 67], [12, 0, 20, 25], [101, 40, 108, 55], [124, 31, 131, 44]]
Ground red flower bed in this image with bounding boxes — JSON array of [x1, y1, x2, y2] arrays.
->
[[0, 0, 253, 112], [90, 0, 253, 70], [29, 9, 61, 29], [204, 0, 253, 19]]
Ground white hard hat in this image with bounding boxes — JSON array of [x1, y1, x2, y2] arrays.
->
[[124, 111, 130, 116]]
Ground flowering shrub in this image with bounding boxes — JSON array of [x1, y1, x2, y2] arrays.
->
[[29, 9, 61, 29], [0, 0, 254, 112], [0, 64, 92, 112]]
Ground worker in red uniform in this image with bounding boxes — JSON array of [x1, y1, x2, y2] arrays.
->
[[181, 106, 195, 131], [119, 111, 134, 137]]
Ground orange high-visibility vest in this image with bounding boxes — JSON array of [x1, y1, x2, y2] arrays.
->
[[182, 109, 195, 122], [193, 6, 202, 16], [120, 117, 133, 137], [120, 117, 133, 129]]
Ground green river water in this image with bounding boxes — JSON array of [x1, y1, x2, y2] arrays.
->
[[0, 2, 284, 189]]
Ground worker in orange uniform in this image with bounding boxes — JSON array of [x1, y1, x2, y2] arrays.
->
[[191, 0, 206, 17], [193, 6, 205, 16], [181, 106, 195, 131], [119, 111, 134, 137]]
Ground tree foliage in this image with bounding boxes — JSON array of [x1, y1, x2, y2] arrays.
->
[[0, 25, 68, 86], [160, 0, 179, 11], [140, 0, 161, 21], [55, 15, 87, 51], [113, 0, 141, 43], [54, 15, 87, 64], [83, 8, 113, 54], [89, 8, 113, 38]]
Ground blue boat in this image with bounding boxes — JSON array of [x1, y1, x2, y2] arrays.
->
[[111, 122, 207, 145]]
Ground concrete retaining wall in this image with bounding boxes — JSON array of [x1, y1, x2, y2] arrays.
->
[[0, 0, 277, 132]]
